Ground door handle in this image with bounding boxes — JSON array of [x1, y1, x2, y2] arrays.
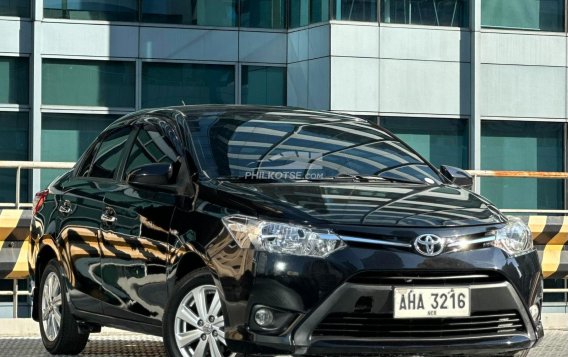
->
[[101, 208, 117, 224], [58, 200, 72, 214]]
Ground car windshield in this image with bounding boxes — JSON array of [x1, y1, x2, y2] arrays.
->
[[184, 110, 443, 185]]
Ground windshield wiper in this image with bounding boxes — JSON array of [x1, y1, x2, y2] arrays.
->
[[376, 176, 428, 185], [218, 174, 429, 185], [306, 174, 372, 182], [216, 176, 294, 183], [307, 174, 426, 185]]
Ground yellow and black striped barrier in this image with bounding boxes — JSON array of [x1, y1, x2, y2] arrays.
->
[[520, 216, 568, 279], [0, 210, 32, 280], [0, 211, 567, 280]]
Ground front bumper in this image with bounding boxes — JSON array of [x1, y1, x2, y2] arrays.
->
[[210, 243, 544, 355], [294, 280, 541, 356]]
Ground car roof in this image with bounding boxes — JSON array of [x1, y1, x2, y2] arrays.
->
[[175, 104, 359, 118], [113, 105, 365, 126]]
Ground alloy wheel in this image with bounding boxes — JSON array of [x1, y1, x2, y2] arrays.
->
[[41, 271, 63, 342], [174, 284, 235, 357]]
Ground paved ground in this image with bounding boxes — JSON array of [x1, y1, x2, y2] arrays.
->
[[0, 335, 166, 357], [1, 330, 567, 357]]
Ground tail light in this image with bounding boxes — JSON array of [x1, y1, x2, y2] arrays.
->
[[33, 190, 49, 215]]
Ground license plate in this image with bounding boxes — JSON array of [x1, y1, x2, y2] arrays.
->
[[394, 287, 470, 319]]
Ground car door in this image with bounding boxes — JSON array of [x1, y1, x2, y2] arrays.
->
[[99, 118, 180, 324], [56, 126, 132, 313]]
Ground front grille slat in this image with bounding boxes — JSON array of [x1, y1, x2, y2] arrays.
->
[[348, 271, 505, 286], [447, 319, 521, 327], [321, 319, 521, 328], [312, 311, 526, 339], [317, 319, 522, 328]]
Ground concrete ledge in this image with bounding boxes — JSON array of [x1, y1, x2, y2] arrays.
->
[[543, 313, 568, 331], [0, 319, 141, 337]]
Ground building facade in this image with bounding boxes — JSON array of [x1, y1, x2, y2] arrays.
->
[[0, 0, 567, 313]]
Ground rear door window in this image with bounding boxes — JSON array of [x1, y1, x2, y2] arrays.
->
[[88, 127, 131, 179]]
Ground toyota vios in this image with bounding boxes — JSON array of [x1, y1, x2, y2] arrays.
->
[[29, 106, 542, 357]]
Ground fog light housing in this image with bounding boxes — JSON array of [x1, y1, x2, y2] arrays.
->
[[250, 305, 297, 335], [254, 308, 274, 327], [529, 304, 540, 322]]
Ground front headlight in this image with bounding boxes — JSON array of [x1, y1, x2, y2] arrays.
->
[[491, 216, 533, 256], [222, 215, 346, 258]]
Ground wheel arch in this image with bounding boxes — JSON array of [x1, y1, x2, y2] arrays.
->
[[32, 242, 60, 321], [174, 251, 208, 285]]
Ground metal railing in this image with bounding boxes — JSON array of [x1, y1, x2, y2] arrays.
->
[[0, 161, 75, 209], [1, 163, 568, 316], [0, 280, 32, 318], [0, 161, 74, 318], [468, 170, 568, 215]]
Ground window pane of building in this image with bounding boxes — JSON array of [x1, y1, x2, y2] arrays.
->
[[44, 0, 138, 21], [241, 66, 286, 106], [42, 59, 135, 108], [0, 0, 30, 17], [141, 0, 193, 24], [289, 0, 309, 27], [141, 0, 237, 26], [0, 112, 28, 204], [0, 57, 29, 105], [240, 0, 286, 28], [191, 0, 237, 27], [333, 0, 378, 22], [311, 0, 330, 23], [142, 62, 235, 108], [481, 0, 564, 32], [41, 114, 118, 188], [381, 117, 469, 169], [481, 121, 564, 210], [381, 0, 469, 27]]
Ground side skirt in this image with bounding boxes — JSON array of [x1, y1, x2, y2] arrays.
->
[[72, 309, 164, 337]]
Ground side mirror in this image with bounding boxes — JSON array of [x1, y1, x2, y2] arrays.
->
[[127, 163, 175, 187], [440, 165, 473, 189]]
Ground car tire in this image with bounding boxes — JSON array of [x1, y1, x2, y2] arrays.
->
[[39, 259, 90, 355], [164, 267, 237, 357]]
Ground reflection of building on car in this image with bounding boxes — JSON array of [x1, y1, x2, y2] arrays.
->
[[29, 106, 542, 357]]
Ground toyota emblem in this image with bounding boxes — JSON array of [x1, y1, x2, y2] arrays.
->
[[414, 234, 445, 257]]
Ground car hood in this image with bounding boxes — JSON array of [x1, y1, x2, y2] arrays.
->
[[213, 181, 506, 227]]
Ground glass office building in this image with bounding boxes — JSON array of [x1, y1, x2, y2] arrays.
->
[[1, 0, 568, 314]]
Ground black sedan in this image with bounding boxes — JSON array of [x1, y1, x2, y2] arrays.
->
[[29, 105, 543, 357]]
